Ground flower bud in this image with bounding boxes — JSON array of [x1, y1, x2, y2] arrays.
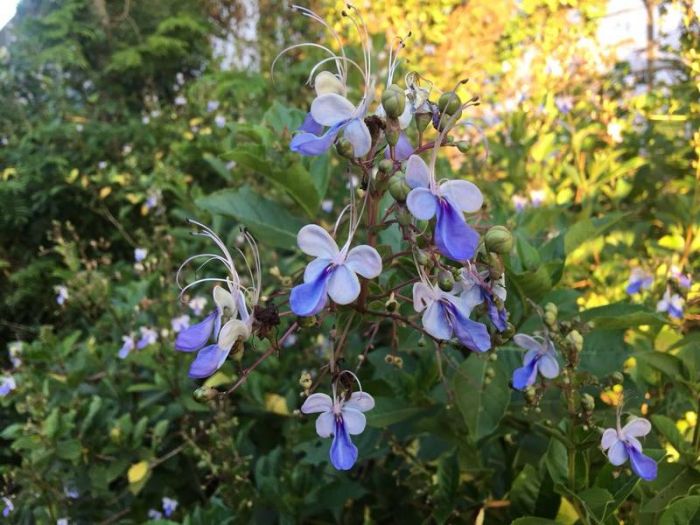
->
[[610, 371, 624, 385], [384, 354, 395, 364], [393, 356, 404, 369], [415, 249, 430, 267], [456, 141, 470, 153], [193, 386, 218, 403], [378, 159, 394, 173], [485, 367, 496, 379], [544, 302, 558, 327], [396, 206, 413, 226], [297, 315, 317, 328], [385, 292, 399, 312], [314, 71, 344, 96], [415, 112, 432, 133], [438, 270, 455, 291], [566, 330, 584, 353], [581, 393, 595, 412], [381, 84, 406, 119], [438, 91, 462, 115], [335, 137, 354, 158], [385, 118, 401, 147], [487, 253, 504, 280], [484, 226, 514, 255], [388, 174, 410, 202], [299, 371, 313, 389]]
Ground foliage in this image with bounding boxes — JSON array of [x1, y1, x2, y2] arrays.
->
[[1, 0, 699, 524]]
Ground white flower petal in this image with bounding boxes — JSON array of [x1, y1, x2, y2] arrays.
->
[[440, 179, 483, 213], [314, 71, 345, 96], [213, 286, 237, 316], [412, 282, 436, 313], [537, 353, 560, 379], [297, 224, 339, 258], [398, 98, 413, 129], [405, 154, 431, 188], [301, 393, 333, 414], [345, 392, 375, 412], [310, 93, 355, 126], [343, 119, 372, 157], [341, 407, 367, 435], [601, 428, 618, 450], [513, 334, 542, 353], [327, 264, 361, 305], [345, 245, 382, 279], [217, 319, 250, 349], [406, 187, 438, 220], [622, 417, 651, 439], [608, 440, 629, 466], [315, 411, 335, 437], [422, 301, 452, 340]]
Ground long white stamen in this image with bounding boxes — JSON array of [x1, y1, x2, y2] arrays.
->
[[272, 43, 343, 81], [308, 56, 366, 88], [292, 4, 348, 84]]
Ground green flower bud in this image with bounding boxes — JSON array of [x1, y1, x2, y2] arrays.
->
[[611, 371, 624, 385], [456, 141, 470, 153], [381, 84, 406, 119], [193, 386, 218, 403], [378, 159, 394, 173], [396, 206, 413, 226], [438, 270, 455, 291], [484, 226, 514, 255], [485, 367, 496, 379], [299, 371, 313, 389], [544, 302, 558, 327], [388, 175, 410, 202], [335, 137, 354, 158], [385, 118, 401, 147], [566, 330, 584, 353], [437, 108, 462, 131], [297, 315, 317, 328], [415, 249, 430, 267], [415, 112, 432, 133], [385, 292, 399, 313], [581, 393, 595, 412], [438, 91, 462, 115]]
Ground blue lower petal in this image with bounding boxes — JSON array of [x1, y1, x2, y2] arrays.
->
[[189, 344, 229, 378], [290, 268, 332, 317], [448, 303, 491, 352], [669, 304, 684, 319], [625, 281, 642, 294], [330, 419, 358, 471], [434, 199, 479, 261], [298, 112, 324, 135], [484, 294, 508, 332], [290, 123, 344, 156], [627, 446, 657, 481], [512, 359, 539, 390], [175, 310, 217, 352]]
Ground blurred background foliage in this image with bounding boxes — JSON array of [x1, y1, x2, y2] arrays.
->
[[0, 0, 698, 523]]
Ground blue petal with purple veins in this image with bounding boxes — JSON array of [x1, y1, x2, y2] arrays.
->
[[512, 358, 539, 390], [434, 199, 479, 261], [298, 112, 324, 135], [175, 310, 217, 352], [627, 445, 657, 481], [289, 267, 333, 316], [448, 303, 491, 352], [188, 344, 229, 378], [330, 419, 358, 470], [290, 123, 345, 156]]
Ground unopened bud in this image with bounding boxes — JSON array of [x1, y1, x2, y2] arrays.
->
[[415, 112, 432, 133], [385, 118, 401, 147], [438, 91, 462, 115], [299, 371, 313, 389], [484, 226, 513, 255], [297, 315, 317, 328], [544, 303, 558, 327], [581, 393, 595, 412], [524, 386, 536, 402], [385, 292, 399, 312], [396, 206, 413, 226], [193, 386, 218, 403], [488, 253, 504, 280], [378, 159, 394, 173], [393, 356, 404, 369], [384, 354, 395, 364], [566, 330, 584, 352], [314, 71, 344, 96], [611, 371, 624, 385], [335, 137, 354, 158], [415, 249, 430, 267], [456, 141, 470, 153], [388, 174, 410, 202], [485, 367, 496, 379], [438, 270, 455, 291], [382, 84, 406, 119]]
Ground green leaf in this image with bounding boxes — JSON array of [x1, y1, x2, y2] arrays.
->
[[582, 302, 666, 329], [56, 439, 82, 461], [453, 356, 510, 442], [43, 408, 60, 439], [203, 153, 233, 182], [651, 414, 687, 454], [509, 464, 542, 517], [366, 397, 426, 427], [659, 496, 700, 525], [79, 395, 103, 437], [642, 465, 700, 513], [512, 518, 559, 525], [564, 212, 626, 255], [542, 438, 568, 485], [516, 234, 541, 271], [196, 185, 304, 250], [634, 351, 690, 381]]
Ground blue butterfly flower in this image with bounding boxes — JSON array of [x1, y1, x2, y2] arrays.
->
[[601, 416, 657, 481]]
